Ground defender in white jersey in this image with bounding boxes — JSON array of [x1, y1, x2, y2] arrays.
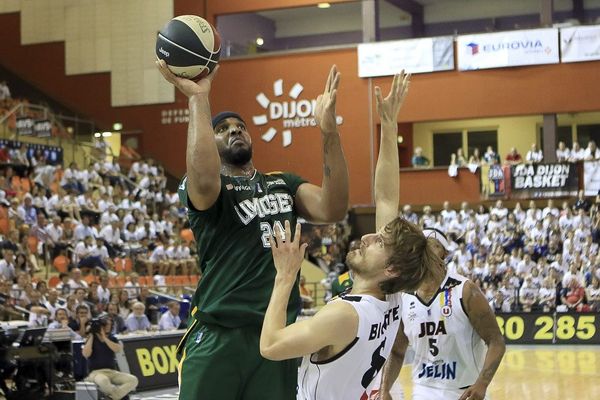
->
[[259, 73, 443, 400], [381, 229, 505, 400]]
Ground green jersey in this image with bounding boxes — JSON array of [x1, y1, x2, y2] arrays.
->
[[178, 171, 306, 328]]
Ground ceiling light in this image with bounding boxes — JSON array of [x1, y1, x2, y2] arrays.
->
[[94, 132, 101, 138], [102, 131, 112, 137], [256, 37, 264, 46], [318, 3, 331, 9], [112, 122, 123, 131]]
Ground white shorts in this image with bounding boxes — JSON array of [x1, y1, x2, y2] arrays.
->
[[412, 384, 489, 400]]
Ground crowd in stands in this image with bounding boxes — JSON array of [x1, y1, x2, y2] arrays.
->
[[0, 148, 198, 336], [412, 139, 600, 169], [394, 195, 600, 313]]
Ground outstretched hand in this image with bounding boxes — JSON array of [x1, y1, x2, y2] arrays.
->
[[374, 70, 410, 126], [156, 59, 219, 98], [314, 65, 341, 135], [269, 221, 308, 281]]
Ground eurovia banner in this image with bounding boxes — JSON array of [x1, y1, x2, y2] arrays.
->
[[122, 334, 182, 390]]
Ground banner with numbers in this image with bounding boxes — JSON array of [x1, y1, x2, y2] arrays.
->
[[496, 312, 600, 344]]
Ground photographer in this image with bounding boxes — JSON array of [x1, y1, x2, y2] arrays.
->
[[82, 317, 138, 400]]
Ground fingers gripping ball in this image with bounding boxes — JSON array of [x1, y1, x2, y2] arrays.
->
[[156, 15, 221, 80]]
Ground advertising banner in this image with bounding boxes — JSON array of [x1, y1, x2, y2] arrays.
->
[[561, 25, 600, 63], [358, 36, 454, 77], [16, 116, 34, 136], [510, 162, 578, 198], [480, 164, 508, 198], [120, 333, 183, 390], [457, 28, 559, 71], [584, 160, 600, 196], [496, 312, 600, 345], [34, 119, 52, 137]]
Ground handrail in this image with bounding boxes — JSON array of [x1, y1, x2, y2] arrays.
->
[[0, 103, 23, 125]]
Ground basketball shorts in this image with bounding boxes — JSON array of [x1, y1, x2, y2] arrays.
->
[[177, 321, 297, 400], [413, 384, 489, 400]]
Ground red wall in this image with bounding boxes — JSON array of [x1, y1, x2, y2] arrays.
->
[[2, 2, 600, 206]]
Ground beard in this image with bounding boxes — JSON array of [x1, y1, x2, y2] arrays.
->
[[220, 144, 253, 166], [345, 250, 363, 274]]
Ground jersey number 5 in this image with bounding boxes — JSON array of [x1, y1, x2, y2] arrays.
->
[[260, 221, 286, 248], [428, 338, 439, 356]]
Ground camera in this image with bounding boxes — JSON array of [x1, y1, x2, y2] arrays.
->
[[88, 318, 106, 335]]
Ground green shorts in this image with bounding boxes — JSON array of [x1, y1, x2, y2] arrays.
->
[[177, 320, 297, 400]]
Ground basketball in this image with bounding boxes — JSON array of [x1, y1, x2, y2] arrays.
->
[[155, 15, 221, 80]]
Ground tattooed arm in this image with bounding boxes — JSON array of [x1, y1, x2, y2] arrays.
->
[[296, 65, 349, 223], [459, 280, 506, 400]]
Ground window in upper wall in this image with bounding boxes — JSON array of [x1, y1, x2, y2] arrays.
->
[[467, 130, 498, 160], [538, 125, 573, 150], [433, 132, 462, 166], [216, 1, 363, 57], [576, 124, 600, 148]]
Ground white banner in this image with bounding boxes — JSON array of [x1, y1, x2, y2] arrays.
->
[[457, 28, 559, 71], [561, 25, 600, 63], [358, 36, 454, 78], [584, 160, 600, 196]]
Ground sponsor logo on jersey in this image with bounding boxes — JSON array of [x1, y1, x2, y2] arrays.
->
[[234, 193, 294, 225], [418, 320, 448, 338], [441, 305, 452, 317], [417, 361, 457, 380], [266, 178, 286, 187], [369, 306, 400, 340], [439, 288, 453, 318]]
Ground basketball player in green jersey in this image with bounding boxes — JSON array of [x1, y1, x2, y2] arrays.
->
[[157, 60, 349, 400]]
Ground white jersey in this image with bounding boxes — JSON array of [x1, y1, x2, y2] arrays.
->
[[402, 273, 486, 391], [298, 294, 401, 400]]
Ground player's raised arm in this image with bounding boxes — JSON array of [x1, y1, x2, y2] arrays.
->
[[459, 280, 506, 400], [295, 65, 349, 223], [260, 221, 357, 360], [374, 71, 410, 231], [157, 60, 221, 210]]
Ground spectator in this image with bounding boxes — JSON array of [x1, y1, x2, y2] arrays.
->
[[298, 275, 314, 310], [47, 308, 82, 339], [519, 276, 539, 312], [483, 146, 499, 164], [67, 268, 89, 292], [538, 277, 557, 312], [401, 205, 418, 225], [107, 302, 127, 335], [0, 81, 10, 101], [124, 273, 141, 300], [116, 290, 131, 320], [468, 148, 482, 166], [43, 289, 63, 318], [411, 147, 430, 168], [556, 141, 570, 162], [569, 141, 585, 162], [586, 276, 600, 312], [526, 143, 543, 164], [125, 302, 151, 332], [560, 278, 586, 312], [0, 248, 16, 282], [82, 317, 138, 400], [68, 304, 90, 338], [584, 140, 600, 160], [505, 147, 523, 165], [456, 148, 467, 166], [158, 301, 181, 331], [574, 190, 591, 212]]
